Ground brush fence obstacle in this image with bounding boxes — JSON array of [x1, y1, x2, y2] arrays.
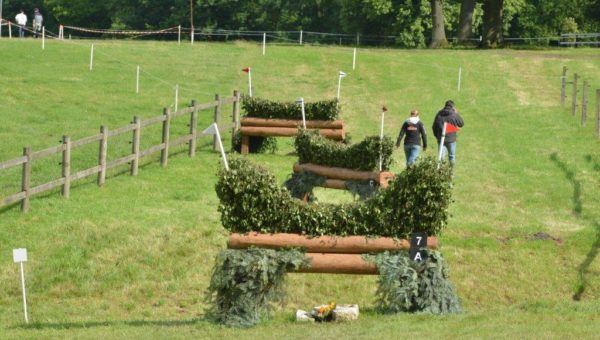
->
[[239, 117, 345, 155], [0, 91, 242, 213], [228, 232, 438, 274]]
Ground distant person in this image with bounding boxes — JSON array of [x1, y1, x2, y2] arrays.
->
[[395, 109, 427, 167], [432, 100, 464, 166], [15, 10, 27, 38], [32, 8, 43, 38]]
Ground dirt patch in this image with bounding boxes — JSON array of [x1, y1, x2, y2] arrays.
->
[[527, 232, 562, 244]]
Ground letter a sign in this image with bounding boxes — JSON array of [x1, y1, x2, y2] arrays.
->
[[409, 232, 428, 262]]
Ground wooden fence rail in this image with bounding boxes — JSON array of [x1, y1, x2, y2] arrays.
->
[[0, 90, 242, 212]]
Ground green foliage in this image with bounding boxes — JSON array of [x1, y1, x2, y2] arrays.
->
[[242, 96, 340, 121], [365, 250, 461, 314], [215, 156, 452, 238], [205, 248, 309, 328], [283, 172, 325, 202], [295, 130, 394, 171]]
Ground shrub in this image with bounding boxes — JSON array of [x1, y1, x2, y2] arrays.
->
[[365, 251, 461, 314], [215, 156, 453, 238], [295, 130, 394, 171], [242, 96, 340, 121]]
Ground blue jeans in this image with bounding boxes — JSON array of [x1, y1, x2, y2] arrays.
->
[[404, 144, 421, 166], [439, 141, 457, 165], [18, 25, 25, 38]]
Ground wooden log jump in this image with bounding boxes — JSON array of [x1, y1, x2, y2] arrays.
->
[[227, 232, 437, 275], [239, 117, 345, 155], [293, 163, 395, 190]]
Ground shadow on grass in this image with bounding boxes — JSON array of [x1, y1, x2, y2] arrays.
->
[[549, 152, 582, 216], [551, 153, 600, 300], [15, 317, 206, 330]]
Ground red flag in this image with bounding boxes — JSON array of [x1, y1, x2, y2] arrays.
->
[[445, 123, 460, 134], [242, 67, 250, 73]]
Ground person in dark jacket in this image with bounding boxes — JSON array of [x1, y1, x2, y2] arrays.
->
[[396, 109, 427, 166], [432, 100, 464, 166]]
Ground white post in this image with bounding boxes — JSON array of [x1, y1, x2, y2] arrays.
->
[[337, 71, 346, 102], [262, 32, 266, 56], [379, 109, 385, 171], [299, 30, 303, 45], [438, 122, 447, 162], [9, 21, 12, 39], [69, 34, 71, 40], [59, 25, 63, 40], [42, 26, 45, 49], [352, 48, 357, 70], [178, 25, 181, 45], [248, 68, 253, 97], [20, 262, 28, 323], [214, 124, 229, 171], [89, 44, 94, 71], [175, 84, 179, 111], [136, 65, 140, 94], [297, 98, 306, 129], [191, 27, 194, 45], [457, 66, 462, 92]]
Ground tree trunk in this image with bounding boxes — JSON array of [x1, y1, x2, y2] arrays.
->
[[429, 0, 448, 48], [457, 0, 476, 43], [481, 0, 504, 48]]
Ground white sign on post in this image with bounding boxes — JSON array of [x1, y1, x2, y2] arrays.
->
[[296, 97, 306, 129], [337, 71, 347, 104], [13, 248, 29, 323]]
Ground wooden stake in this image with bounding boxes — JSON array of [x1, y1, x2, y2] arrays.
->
[[560, 66, 567, 105], [62, 136, 71, 198], [161, 108, 171, 167], [131, 116, 141, 175], [582, 80, 588, 126], [572, 73, 578, 116], [98, 125, 108, 186], [189, 100, 198, 157], [232, 90, 240, 147], [21, 147, 31, 212]]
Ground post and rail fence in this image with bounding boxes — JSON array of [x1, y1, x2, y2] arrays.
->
[[562, 66, 600, 137], [0, 90, 241, 213]]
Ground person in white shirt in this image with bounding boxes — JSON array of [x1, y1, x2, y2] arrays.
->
[[15, 10, 27, 38]]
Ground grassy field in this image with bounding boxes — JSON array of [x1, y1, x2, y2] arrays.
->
[[1, 38, 600, 338]]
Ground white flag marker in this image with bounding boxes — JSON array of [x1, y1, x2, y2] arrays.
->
[[379, 106, 387, 172], [242, 67, 252, 97], [457, 66, 462, 91], [202, 123, 229, 170], [337, 71, 347, 103], [42, 26, 45, 49], [262, 32, 266, 56], [177, 25, 181, 45], [13, 248, 29, 323], [296, 98, 306, 129], [352, 48, 357, 70], [438, 122, 448, 162], [89, 44, 94, 71], [136, 65, 140, 94]]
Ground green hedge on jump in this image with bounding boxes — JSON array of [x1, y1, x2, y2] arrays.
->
[[242, 96, 340, 121]]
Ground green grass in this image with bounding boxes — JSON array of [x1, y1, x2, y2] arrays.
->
[[1, 38, 600, 338]]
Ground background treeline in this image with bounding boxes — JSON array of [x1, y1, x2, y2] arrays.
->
[[2, 0, 600, 47]]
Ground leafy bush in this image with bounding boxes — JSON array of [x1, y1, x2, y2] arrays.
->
[[242, 96, 340, 121], [215, 156, 452, 238], [205, 248, 309, 327], [365, 251, 461, 314], [295, 130, 394, 171]]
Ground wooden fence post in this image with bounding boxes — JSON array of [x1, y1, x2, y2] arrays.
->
[[560, 66, 567, 105], [131, 116, 141, 175], [62, 136, 71, 198], [21, 147, 31, 212], [597, 89, 600, 138], [161, 108, 171, 167], [572, 73, 578, 116], [213, 94, 221, 152], [189, 100, 198, 157], [98, 125, 108, 186], [581, 80, 588, 126], [232, 90, 240, 147]]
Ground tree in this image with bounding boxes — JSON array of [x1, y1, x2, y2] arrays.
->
[[429, 0, 448, 48], [481, 0, 504, 47], [457, 0, 476, 42]]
